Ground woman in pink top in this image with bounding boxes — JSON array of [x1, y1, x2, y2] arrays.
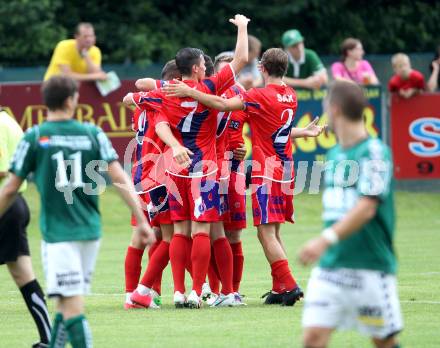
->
[[331, 38, 379, 85]]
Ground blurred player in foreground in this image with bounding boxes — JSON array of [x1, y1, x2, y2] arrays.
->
[[299, 80, 403, 348], [164, 48, 324, 306], [0, 76, 154, 348]]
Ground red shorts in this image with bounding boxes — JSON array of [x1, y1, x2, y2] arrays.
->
[[131, 185, 172, 228], [251, 177, 294, 226], [223, 171, 247, 230], [167, 174, 220, 222]]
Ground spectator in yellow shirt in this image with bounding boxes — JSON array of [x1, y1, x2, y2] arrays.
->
[[44, 22, 107, 81]]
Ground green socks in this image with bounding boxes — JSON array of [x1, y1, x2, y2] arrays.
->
[[49, 313, 67, 348], [64, 314, 93, 348]]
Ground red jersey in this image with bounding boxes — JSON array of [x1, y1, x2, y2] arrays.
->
[[227, 84, 248, 151], [388, 70, 425, 92], [131, 93, 167, 192], [153, 63, 236, 177], [214, 84, 245, 177], [244, 84, 297, 182]]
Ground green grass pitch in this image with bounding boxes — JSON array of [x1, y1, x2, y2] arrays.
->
[[1, 186, 439, 347]]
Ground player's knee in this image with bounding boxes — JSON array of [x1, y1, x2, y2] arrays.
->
[[303, 328, 328, 348], [6, 257, 35, 287], [226, 231, 241, 243]]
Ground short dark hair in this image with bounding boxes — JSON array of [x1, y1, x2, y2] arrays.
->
[[161, 60, 181, 80], [214, 52, 234, 73], [261, 48, 288, 78], [42, 76, 78, 111], [175, 47, 204, 76], [75, 22, 94, 36], [204, 54, 214, 77], [327, 80, 366, 121], [340, 38, 361, 60]]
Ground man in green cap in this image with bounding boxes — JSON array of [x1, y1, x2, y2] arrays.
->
[[282, 29, 328, 90]]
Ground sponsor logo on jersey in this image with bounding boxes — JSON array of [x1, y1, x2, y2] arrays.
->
[[39, 136, 50, 148]]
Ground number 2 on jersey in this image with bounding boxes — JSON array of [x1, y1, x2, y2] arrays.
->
[[274, 109, 294, 144]]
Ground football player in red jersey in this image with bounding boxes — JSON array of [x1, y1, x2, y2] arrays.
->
[[164, 47, 324, 306], [202, 52, 249, 306], [123, 61, 184, 309], [124, 14, 250, 308]]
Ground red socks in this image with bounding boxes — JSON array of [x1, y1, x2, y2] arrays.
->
[[207, 249, 220, 294], [213, 237, 233, 295], [148, 239, 161, 259], [191, 233, 211, 296], [124, 246, 144, 293], [140, 241, 170, 294], [170, 234, 191, 293], [185, 237, 193, 277], [230, 242, 244, 293], [271, 259, 297, 292]]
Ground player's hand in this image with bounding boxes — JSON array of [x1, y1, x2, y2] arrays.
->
[[229, 14, 250, 27], [233, 143, 247, 161], [171, 144, 193, 168], [432, 60, 440, 71], [123, 93, 134, 105], [298, 236, 330, 266], [135, 221, 156, 245], [303, 117, 326, 137], [163, 80, 193, 98]]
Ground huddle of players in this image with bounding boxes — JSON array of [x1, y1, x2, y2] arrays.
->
[[122, 14, 324, 309]]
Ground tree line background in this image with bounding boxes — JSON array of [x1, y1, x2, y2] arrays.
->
[[1, 0, 439, 67]]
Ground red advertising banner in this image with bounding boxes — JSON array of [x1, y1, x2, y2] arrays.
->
[[390, 94, 440, 179], [1, 80, 137, 159]]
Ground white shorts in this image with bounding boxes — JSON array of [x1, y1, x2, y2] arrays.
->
[[302, 267, 403, 339], [41, 240, 100, 297]]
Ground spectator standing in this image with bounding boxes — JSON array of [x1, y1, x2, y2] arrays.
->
[[238, 35, 263, 89], [388, 53, 425, 99], [427, 45, 440, 92], [44, 22, 107, 82], [331, 38, 379, 85], [281, 29, 328, 89]]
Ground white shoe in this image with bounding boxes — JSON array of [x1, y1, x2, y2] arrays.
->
[[173, 291, 186, 308], [187, 290, 202, 309], [234, 292, 247, 306], [211, 293, 238, 307], [201, 282, 212, 301], [206, 293, 219, 306]]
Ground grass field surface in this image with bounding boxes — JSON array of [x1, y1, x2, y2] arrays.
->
[[1, 186, 439, 347]]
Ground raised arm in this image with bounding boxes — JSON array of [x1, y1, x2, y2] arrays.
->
[[229, 14, 250, 74]]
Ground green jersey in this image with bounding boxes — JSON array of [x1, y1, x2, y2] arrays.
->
[[10, 119, 118, 243], [286, 48, 325, 79], [319, 137, 397, 274]]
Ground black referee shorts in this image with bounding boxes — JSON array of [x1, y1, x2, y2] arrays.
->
[[0, 194, 31, 265]]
